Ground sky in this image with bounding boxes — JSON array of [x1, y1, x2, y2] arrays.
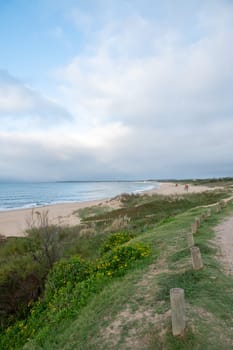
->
[[0, 0, 233, 181]]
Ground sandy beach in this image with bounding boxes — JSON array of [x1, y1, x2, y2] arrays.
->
[[0, 182, 219, 237]]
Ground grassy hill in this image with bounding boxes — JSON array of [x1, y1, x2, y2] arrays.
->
[[1, 187, 233, 349]]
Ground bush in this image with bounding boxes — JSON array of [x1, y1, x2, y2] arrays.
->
[[0, 242, 151, 349], [45, 256, 92, 299], [26, 225, 63, 273], [97, 243, 151, 277], [100, 232, 135, 254]]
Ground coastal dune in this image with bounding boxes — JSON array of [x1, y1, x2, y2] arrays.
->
[[0, 183, 218, 237]]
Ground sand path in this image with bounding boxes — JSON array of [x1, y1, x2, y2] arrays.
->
[[215, 215, 233, 275], [147, 182, 218, 195]]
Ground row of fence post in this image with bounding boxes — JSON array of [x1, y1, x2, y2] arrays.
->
[[169, 200, 226, 337]]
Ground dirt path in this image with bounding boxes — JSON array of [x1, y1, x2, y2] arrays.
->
[[215, 215, 233, 275]]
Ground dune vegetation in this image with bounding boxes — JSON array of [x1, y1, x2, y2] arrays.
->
[[1, 181, 233, 349]]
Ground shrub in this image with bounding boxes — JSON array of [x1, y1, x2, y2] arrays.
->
[[26, 225, 62, 273], [100, 231, 135, 254], [106, 216, 131, 232], [97, 243, 151, 277], [45, 256, 92, 299], [0, 242, 151, 349]]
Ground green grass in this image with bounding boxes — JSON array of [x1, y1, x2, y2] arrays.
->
[[1, 191, 233, 349], [41, 203, 233, 349]]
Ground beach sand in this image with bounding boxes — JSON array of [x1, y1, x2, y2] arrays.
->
[[0, 182, 219, 237]]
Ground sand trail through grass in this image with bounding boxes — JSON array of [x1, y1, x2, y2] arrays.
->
[[215, 214, 233, 275]]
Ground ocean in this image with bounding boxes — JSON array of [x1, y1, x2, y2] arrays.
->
[[0, 181, 159, 211]]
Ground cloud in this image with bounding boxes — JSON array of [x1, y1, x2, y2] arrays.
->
[[57, 4, 233, 127], [1, 1, 233, 180], [0, 70, 72, 129], [0, 123, 130, 181], [52, 1, 233, 179]]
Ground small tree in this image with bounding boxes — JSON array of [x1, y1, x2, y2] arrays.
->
[[26, 210, 63, 273]]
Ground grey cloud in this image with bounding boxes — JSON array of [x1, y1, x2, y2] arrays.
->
[[0, 132, 127, 181], [1, 115, 233, 181]]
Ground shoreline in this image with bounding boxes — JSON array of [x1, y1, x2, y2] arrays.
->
[[0, 181, 159, 213], [0, 182, 218, 238]]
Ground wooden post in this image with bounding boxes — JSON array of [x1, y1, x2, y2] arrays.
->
[[201, 212, 206, 221], [191, 223, 197, 234], [187, 232, 194, 248], [207, 208, 211, 217], [216, 204, 221, 213], [170, 288, 185, 336], [190, 246, 203, 270], [220, 200, 225, 208], [195, 217, 200, 228]]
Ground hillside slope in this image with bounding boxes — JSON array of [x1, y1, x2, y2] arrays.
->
[[39, 205, 233, 349], [1, 190, 233, 349]]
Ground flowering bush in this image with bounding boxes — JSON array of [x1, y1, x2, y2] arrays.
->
[[97, 243, 151, 277], [45, 256, 92, 299], [100, 231, 135, 254], [0, 241, 151, 349]]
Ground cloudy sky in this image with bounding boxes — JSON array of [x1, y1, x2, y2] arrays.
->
[[0, 0, 233, 181]]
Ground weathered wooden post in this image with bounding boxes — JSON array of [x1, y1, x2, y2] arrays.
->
[[190, 246, 203, 270], [201, 212, 206, 221], [191, 223, 197, 234], [187, 232, 194, 248], [195, 217, 200, 228], [170, 288, 185, 336], [207, 208, 211, 217], [220, 200, 225, 209], [216, 204, 221, 213]]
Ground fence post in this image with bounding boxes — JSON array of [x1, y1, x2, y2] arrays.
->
[[190, 246, 203, 270], [201, 212, 206, 221], [170, 288, 185, 336], [195, 217, 200, 228], [207, 208, 211, 217], [220, 200, 225, 209], [187, 232, 194, 248], [191, 223, 197, 234], [216, 204, 221, 213]]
